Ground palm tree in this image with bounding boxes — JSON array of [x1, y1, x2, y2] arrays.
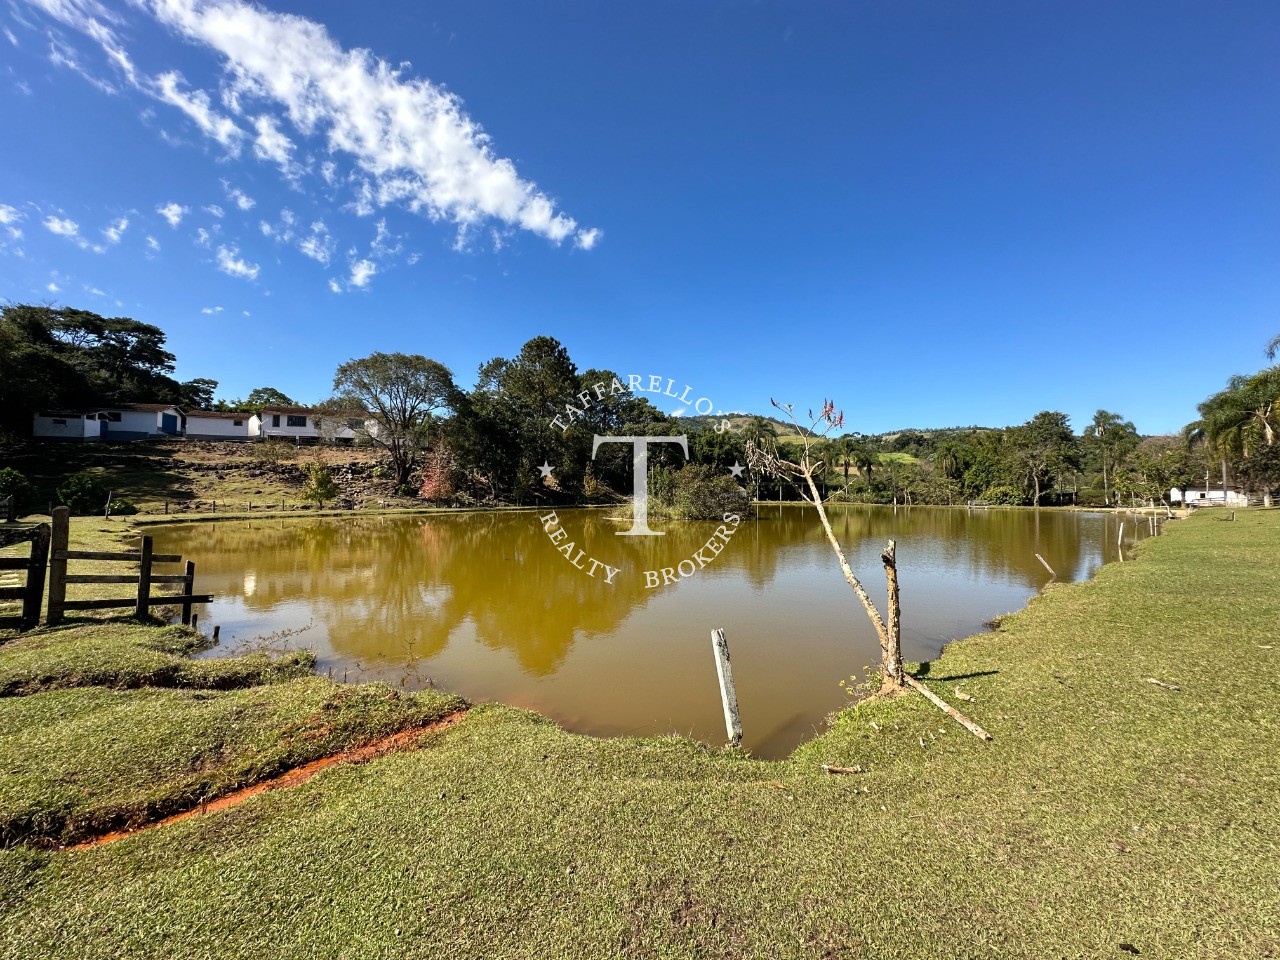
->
[[1267, 333, 1280, 361], [1185, 368, 1280, 504], [1084, 410, 1137, 506]]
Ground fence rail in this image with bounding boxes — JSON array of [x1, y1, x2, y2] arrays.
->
[[0, 516, 49, 634], [45, 507, 211, 627]]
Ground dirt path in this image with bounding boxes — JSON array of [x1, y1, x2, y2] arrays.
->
[[68, 709, 469, 851]]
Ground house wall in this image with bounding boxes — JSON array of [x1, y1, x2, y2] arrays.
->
[[32, 415, 99, 440], [260, 412, 320, 440], [186, 415, 261, 440]]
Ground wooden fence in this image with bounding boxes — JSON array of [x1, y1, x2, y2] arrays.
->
[[46, 507, 212, 626], [0, 517, 50, 633]]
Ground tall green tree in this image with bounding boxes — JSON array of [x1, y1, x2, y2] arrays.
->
[[1083, 410, 1139, 506], [332, 352, 459, 490], [1010, 411, 1080, 505]]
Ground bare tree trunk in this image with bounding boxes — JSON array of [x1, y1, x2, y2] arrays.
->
[[800, 469, 890, 651], [880, 540, 903, 686]]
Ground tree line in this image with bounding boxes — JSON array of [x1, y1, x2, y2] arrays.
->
[[3, 302, 1278, 508]]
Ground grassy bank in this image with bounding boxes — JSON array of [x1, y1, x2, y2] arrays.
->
[[0, 510, 1277, 957]]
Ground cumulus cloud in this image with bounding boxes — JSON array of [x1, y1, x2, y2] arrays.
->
[[223, 182, 255, 210], [348, 258, 375, 288], [102, 215, 128, 243], [204, 203, 225, 217], [153, 70, 243, 151], [47, 280, 59, 292], [297, 220, 334, 265], [43, 214, 105, 252], [201, 305, 223, 314], [0, 204, 25, 241], [215, 243, 259, 280], [23, 0, 600, 250], [157, 201, 189, 227]]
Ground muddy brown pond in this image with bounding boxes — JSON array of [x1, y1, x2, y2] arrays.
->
[[149, 505, 1145, 758]]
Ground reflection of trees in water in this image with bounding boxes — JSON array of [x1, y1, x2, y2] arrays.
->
[[155, 507, 1136, 678]]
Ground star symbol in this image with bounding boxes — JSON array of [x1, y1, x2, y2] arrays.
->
[[537, 461, 555, 479], [728, 461, 745, 478]]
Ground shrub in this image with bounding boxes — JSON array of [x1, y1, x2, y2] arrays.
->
[[0, 468, 38, 516], [650, 464, 752, 520], [107, 497, 139, 516], [254, 439, 297, 465], [979, 484, 1026, 506], [301, 458, 340, 507], [56, 471, 109, 516]]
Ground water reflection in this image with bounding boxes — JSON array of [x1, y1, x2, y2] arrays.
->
[[150, 506, 1142, 757]]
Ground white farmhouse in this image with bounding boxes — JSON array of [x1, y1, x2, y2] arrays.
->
[[33, 403, 184, 441], [185, 411, 262, 441], [96, 403, 185, 440], [259, 407, 365, 443], [1169, 486, 1248, 507], [32, 410, 107, 440]]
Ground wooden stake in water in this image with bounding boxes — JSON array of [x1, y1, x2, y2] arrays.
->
[[1117, 522, 1125, 563], [710, 628, 743, 748], [1034, 553, 1056, 578]]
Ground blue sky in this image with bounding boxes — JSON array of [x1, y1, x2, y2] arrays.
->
[[1, 0, 1277, 435]]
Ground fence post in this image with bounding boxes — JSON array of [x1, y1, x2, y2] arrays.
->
[[1, 495, 14, 523], [710, 628, 743, 748], [181, 560, 195, 625], [46, 507, 69, 626], [22, 523, 50, 631], [134, 535, 154, 619]]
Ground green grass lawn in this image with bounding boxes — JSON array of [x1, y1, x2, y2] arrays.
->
[[0, 510, 1277, 958]]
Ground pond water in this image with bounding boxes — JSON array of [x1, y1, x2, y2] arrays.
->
[[149, 505, 1144, 758]]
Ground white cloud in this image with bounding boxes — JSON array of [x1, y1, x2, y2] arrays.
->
[[0, 205, 23, 225], [251, 114, 298, 176], [22, 0, 602, 251], [215, 243, 259, 280], [4, 28, 18, 46], [142, 0, 598, 248], [102, 215, 128, 244], [348, 257, 375, 288], [204, 204, 225, 217], [201, 305, 223, 314], [157, 201, 189, 227], [195, 227, 211, 247], [43, 215, 79, 237], [242, 309, 250, 316], [298, 220, 334, 265], [46, 281, 59, 292], [327, 277, 341, 293], [223, 182, 255, 210], [575, 227, 602, 251], [43, 213, 106, 252], [146, 235, 160, 251], [154, 70, 243, 152]]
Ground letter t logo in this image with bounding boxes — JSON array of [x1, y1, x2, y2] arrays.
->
[[592, 435, 688, 536]]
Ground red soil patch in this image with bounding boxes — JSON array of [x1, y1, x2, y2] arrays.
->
[[68, 710, 468, 851]]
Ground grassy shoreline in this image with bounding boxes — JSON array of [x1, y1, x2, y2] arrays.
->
[[0, 509, 1277, 957]]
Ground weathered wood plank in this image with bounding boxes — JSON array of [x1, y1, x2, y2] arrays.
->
[[710, 628, 743, 748], [56, 550, 182, 563], [61, 598, 136, 610], [63, 574, 189, 584]]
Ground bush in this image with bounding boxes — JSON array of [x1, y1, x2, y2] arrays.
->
[[0, 468, 38, 516], [107, 497, 139, 516], [650, 464, 752, 520], [56, 471, 109, 516], [979, 484, 1026, 506], [301, 458, 340, 507], [254, 439, 297, 465]]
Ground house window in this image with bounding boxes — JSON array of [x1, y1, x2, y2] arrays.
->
[[286, 415, 307, 428], [346, 418, 364, 429], [272, 415, 281, 428], [52, 418, 67, 426], [233, 419, 244, 427], [85, 413, 96, 420], [103, 411, 122, 423]]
